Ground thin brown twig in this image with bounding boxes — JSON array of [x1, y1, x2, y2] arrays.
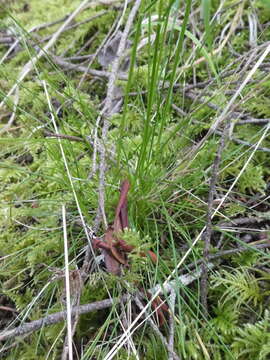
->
[[0, 306, 17, 314], [200, 122, 229, 316], [43, 131, 116, 160], [44, 130, 85, 143]]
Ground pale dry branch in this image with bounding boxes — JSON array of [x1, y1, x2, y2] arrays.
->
[[0, 262, 217, 343], [0, 297, 127, 342]]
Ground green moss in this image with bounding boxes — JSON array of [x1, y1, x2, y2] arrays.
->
[[1, 0, 270, 358]]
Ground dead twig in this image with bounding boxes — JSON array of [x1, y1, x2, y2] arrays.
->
[[0, 261, 217, 344], [44, 130, 85, 143], [0, 296, 129, 342], [0, 306, 17, 314], [183, 243, 270, 273], [0, 36, 15, 44], [214, 129, 270, 153], [43, 131, 116, 161], [218, 216, 268, 228], [200, 122, 228, 316], [51, 55, 128, 80], [237, 118, 270, 125]]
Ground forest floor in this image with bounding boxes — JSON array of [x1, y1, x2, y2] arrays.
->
[[0, 0, 270, 359]]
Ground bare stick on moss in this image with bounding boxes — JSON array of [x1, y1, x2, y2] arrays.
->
[[200, 123, 228, 315], [214, 129, 270, 153], [0, 263, 216, 343], [51, 55, 128, 80], [44, 131, 85, 143], [184, 243, 270, 273], [0, 296, 128, 343]]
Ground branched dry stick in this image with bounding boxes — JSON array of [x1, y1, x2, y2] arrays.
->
[[95, 0, 142, 229], [172, 102, 270, 153], [183, 243, 270, 273], [4, 243, 269, 346], [214, 129, 270, 153], [200, 123, 228, 316], [86, 13, 126, 181], [0, 296, 128, 343], [134, 296, 181, 360], [51, 55, 128, 80], [0, 262, 214, 344]]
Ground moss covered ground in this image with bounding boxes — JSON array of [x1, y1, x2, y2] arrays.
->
[[0, 0, 270, 359]]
